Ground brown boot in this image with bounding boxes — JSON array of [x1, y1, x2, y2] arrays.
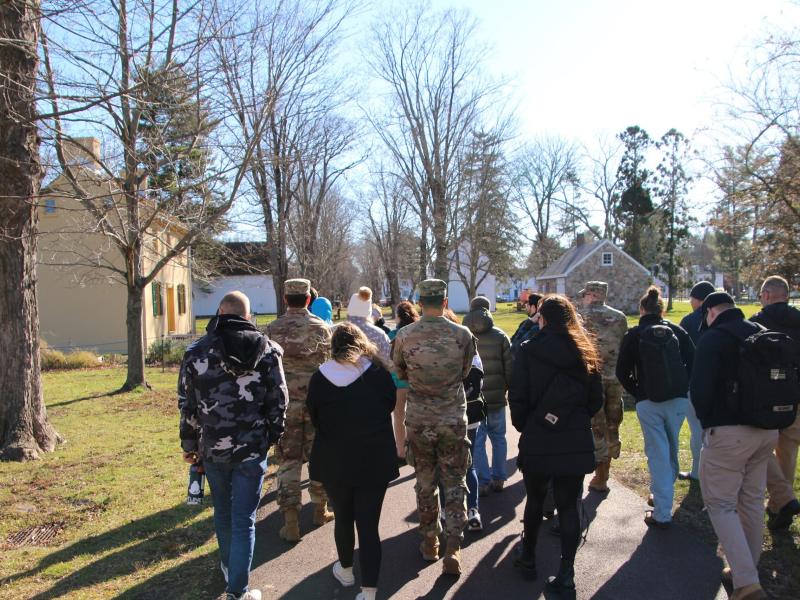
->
[[588, 460, 610, 493], [313, 502, 334, 526], [442, 536, 462, 576], [419, 536, 440, 561], [279, 508, 301, 542]]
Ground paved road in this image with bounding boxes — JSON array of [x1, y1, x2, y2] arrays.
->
[[247, 416, 727, 600]]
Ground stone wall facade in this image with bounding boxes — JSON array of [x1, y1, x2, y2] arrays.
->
[[565, 244, 652, 314]]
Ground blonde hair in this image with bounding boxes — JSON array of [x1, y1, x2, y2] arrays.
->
[[331, 322, 385, 368]]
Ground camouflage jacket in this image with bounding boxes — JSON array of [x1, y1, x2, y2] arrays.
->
[[179, 315, 289, 464], [392, 315, 477, 427], [578, 301, 628, 381], [265, 308, 331, 403]]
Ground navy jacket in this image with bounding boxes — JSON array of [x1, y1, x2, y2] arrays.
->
[[679, 307, 706, 347], [616, 314, 695, 401], [750, 302, 800, 345], [690, 308, 762, 429], [510, 318, 539, 358]]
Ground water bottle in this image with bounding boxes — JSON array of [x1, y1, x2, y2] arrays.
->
[[187, 463, 205, 505]]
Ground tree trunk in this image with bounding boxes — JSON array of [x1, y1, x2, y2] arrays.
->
[[0, 0, 62, 460], [386, 269, 401, 318], [122, 284, 147, 390], [417, 226, 428, 285], [432, 188, 449, 280]]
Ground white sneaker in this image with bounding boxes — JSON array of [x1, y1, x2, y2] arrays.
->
[[239, 590, 262, 600], [332, 560, 355, 587], [355, 587, 377, 600], [467, 507, 483, 531], [220, 562, 229, 583]]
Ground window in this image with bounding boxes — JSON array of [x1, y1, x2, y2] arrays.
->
[[177, 284, 187, 315], [44, 199, 56, 214], [602, 252, 613, 266], [151, 282, 164, 317]]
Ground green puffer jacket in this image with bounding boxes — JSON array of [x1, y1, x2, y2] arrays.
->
[[462, 308, 513, 410]]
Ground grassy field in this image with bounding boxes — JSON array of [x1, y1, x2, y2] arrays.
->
[[2, 300, 794, 598]]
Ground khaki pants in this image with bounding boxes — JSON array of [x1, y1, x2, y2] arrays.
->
[[766, 412, 800, 512], [700, 425, 778, 589]]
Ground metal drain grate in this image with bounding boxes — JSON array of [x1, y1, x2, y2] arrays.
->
[[5, 522, 64, 548]]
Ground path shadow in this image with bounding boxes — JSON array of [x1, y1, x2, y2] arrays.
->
[[590, 527, 723, 600], [759, 528, 800, 599]]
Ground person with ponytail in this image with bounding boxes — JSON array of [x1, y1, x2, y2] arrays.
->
[[616, 286, 694, 529], [509, 295, 603, 598], [306, 322, 399, 600]]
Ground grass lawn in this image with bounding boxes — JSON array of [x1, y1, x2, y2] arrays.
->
[[0, 368, 224, 599]]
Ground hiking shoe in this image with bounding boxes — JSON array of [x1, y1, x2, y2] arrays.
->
[[332, 560, 355, 587], [644, 511, 670, 530], [767, 499, 800, 531], [490, 479, 505, 492], [677, 471, 698, 481], [467, 508, 482, 531], [238, 591, 262, 600], [313, 503, 335, 526], [731, 583, 768, 600], [279, 508, 301, 542], [478, 485, 490, 497], [442, 536, 462, 576], [420, 536, 440, 561], [220, 561, 229, 583]]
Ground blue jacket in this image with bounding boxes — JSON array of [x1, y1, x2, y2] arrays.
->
[[679, 307, 706, 347]]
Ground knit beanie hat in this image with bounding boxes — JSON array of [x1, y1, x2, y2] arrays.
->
[[690, 281, 716, 301], [347, 292, 372, 319], [470, 296, 491, 311]]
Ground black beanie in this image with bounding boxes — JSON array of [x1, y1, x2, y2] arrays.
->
[[701, 291, 735, 312], [690, 281, 715, 301]]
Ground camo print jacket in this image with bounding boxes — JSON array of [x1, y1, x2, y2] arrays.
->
[[179, 315, 289, 464]]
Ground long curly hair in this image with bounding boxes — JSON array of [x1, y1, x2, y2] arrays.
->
[[538, 295, 602, 375], [396, 301, 419, 329], [331, 321, 384, 368]]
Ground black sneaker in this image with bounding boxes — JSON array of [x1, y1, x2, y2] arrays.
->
[[767, 499, 800, 531]]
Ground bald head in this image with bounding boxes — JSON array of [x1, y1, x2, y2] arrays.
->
[[761, 275, 790, 306], [219, 291, 250, 319]]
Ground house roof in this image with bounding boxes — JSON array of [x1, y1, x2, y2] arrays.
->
[[219, 242, 271, 276], [537, 239, 651, 279]]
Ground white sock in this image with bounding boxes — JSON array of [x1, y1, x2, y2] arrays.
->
[[360, 587, 377, 600]]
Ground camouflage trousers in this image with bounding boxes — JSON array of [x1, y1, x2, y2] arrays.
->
[[276, 401, 327, 511], [406, 423, 470, 541], [592, 379, 624, 462]]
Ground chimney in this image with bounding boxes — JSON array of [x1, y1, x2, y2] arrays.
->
[[576, 233, 585, 247], [63, 137, 101, 170]]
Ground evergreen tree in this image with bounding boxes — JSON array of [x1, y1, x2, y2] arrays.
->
[[615, 126, 655, 263]]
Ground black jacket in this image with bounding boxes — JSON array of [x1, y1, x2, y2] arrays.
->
[[509, 328, 603, 476], [690, 308, 762, 429], [751, 302, 800, 347], [510, 318, 539, 358], [307, 362, 400, 486], [679, 308, 706, 347], [616, 314, 695, 401]]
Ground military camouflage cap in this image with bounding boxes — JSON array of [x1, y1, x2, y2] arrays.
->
[[579, 281, 608, 298], [285, 278, 311, 295], [417, 278, 447, 298]]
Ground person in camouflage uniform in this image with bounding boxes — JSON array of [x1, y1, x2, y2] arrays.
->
[[265, 279, 333, 542], [578, 281, 628, 493], [393, 279, 477, 577], [179, 291, 288, 599]]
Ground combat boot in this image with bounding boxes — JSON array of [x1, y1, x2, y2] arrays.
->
[[420, 536, 439, 561], [588, 459, 610, 493], [279, 508, 301, 542], [313, 502, 334, 526], [545, 559, 576, 600], [513, 530, 537, 579], [442, 536, 462, 576]]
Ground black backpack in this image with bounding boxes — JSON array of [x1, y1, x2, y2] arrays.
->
[[534, 371, 589, 431], [720, 324, 800, 430], [637, 323, 689, 402]]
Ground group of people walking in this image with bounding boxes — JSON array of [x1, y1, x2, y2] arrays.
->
[[177, 273, 799, 600]]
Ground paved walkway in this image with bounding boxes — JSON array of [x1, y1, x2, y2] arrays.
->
[[248, 419, 727, 600]]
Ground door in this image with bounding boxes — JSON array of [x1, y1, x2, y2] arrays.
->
[[166, 286, 176, 333]]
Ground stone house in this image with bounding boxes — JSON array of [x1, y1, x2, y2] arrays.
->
[[536, 235, 654, 314]]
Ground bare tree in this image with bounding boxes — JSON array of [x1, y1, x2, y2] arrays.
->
[[215, 0, 355, 314], [0, 0, 62, 460], [366, 4, 498, 280], [511, 135, 580, 267], [39, 0, 270, 390], [580, 136, 625, 241]]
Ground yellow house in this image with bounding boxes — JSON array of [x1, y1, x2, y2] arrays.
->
[[37, 137, 193, 353]]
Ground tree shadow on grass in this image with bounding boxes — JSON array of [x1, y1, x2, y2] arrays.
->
[[48, 387, 129, 408], [2, 503, 216, 600]]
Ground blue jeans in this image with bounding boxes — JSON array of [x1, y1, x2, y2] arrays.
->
[[636, 398, 688, 523], [466, 428, 478, 510], [685, 394, 703, 479], [204, 456, 267, 596], [474, 407, 508, 486]]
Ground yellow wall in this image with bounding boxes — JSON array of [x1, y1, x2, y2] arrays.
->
[[38, 173, 193, 353]]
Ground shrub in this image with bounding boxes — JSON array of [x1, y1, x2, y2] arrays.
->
[[146, 338, 189, 366], [41, 346, 100, 370]]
